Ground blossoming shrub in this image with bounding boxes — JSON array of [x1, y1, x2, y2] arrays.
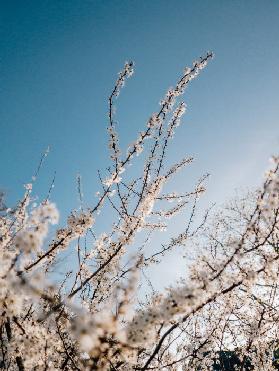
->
[[1, 52, 279, 370]]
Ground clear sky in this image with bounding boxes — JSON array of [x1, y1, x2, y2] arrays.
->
[[1, 1, 279, 285]]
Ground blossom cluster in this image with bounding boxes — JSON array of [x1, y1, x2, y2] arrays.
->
[[2, 53, 279, 371]]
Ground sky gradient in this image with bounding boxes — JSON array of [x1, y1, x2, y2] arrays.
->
[[1, 1, 279, 285]]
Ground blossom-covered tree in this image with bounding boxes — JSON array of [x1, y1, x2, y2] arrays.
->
[[1, 52, 279, 370]]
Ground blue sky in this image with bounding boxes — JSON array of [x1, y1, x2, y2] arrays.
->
[[1, 1, 278, 257]]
